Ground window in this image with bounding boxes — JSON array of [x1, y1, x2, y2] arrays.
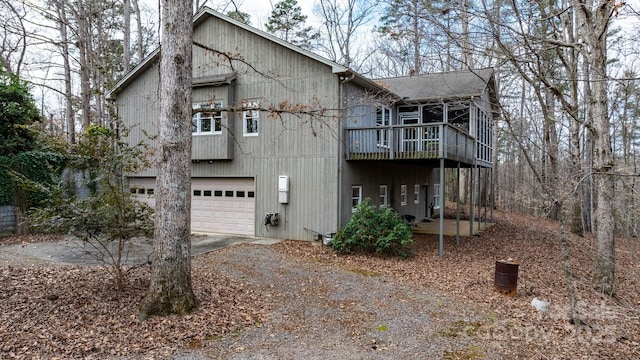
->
[[147, 189, 154, 195], [379, 185, 388, 208], [203, 190, 212, 196], [236, 191, 245, 197], [414, 184, 420, 204], [351, 185, 362, 213], [248, 191, 255, 198], [225, 190, 234, 197], [193, 190, 201, 196], [400, 184, 407, 206], [243, 100, 260, 136], [214, 190, 223, 197], [376, 107, 391, 147], [192, 102, 222, 134], [433, 184, 441, 209]]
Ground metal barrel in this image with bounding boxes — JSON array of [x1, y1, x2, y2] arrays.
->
[[494, 260, 519, 297]]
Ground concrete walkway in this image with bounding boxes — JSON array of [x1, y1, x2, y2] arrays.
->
[[0, 234, 281, 267]]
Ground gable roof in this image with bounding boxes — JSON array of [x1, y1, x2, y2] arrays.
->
[[108, 7, 389, 99], [375, 68, 496, 102]]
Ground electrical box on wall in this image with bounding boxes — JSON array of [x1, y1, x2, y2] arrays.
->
[[278, 175, 289, 204]]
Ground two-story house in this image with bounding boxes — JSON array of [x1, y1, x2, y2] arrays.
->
[[108, 7, 497, 245]]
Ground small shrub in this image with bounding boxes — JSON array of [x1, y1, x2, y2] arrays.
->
[[332, 198, 412, 256]]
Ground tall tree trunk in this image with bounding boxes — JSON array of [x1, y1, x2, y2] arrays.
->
[[55, 1, 75, 144], [461, 0, 473, 69], [582, 56, 594, 234], [412, 0, 420, 74], [75, 0, 93, 132], [139, 0, 197, 319], [133, 0, 144, 62], [572, 0, 616, 295], [124, 0, 131, 73]]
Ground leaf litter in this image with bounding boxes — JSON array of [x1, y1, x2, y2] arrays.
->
[[0, 208, 638, 359]]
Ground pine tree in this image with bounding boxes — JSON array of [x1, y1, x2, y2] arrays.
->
[[265, 0, 319, 50]]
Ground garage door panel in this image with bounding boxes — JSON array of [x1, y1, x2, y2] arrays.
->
[[130, 177, 255, 236], [190, 178, 255, 236]]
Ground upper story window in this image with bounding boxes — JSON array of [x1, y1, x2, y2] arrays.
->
[[243, 100, 260, 136], [192, 102, 222, 135], [376, 107, 391, 148]]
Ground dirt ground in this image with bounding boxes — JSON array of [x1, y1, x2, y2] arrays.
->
[[1, 208, 639, 359]]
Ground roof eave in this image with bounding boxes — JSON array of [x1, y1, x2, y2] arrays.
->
[[108, 7, 350, 99], [106, 48, 160, 100]]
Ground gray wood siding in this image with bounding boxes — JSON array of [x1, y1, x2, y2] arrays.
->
[[339, 161, 434, 227], [115, 61, 160, 177], [115, 14, 343, 240], [191, 155, 338, 240], [192, 86, 234, 160]]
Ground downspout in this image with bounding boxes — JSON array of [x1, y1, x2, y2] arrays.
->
[[337, 71, 356, 232]]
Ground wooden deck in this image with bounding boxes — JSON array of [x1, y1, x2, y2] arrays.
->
[[411, 218, 494, 236]]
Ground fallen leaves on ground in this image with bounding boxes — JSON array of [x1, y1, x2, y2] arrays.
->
[[0, 234, 63, 246], [274, 208, 640, 359], [0, 265, 267, 359], [0, 208, 638, 359]]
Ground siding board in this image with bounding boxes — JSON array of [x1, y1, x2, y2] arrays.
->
[[118, 14, 342, 240]]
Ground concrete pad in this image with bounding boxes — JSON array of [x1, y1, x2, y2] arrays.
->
[[412, 218, 494, 236]]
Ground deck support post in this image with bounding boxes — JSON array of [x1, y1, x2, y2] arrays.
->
[[439, 158, 445, 257], [477, 165, 481, 231], [484, 167, 489, 225], [490, 168, 494, 222], [469, 163, 474, 236], [456, 161, 460, 245]]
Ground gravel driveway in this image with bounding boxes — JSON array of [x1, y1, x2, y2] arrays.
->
[[181, 244, 497, 359], [1, 237, 497, 359]]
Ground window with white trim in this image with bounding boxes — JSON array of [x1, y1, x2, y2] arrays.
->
[[352, 185, 362, 213], [414, 184, 420, 204], [400, 184, 407, 206], [379, 185, 388, 208], [433, 183, 441, 209], [192, 102, 222, 134], [376, 106, 391, 148], [243, 100, 260, 136]]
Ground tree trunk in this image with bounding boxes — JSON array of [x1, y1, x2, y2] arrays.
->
[[75, 0, 92, 132], [139, 0, 197, 319], [123, 0, 131, 73], [55, 1, 75, 144], [572, 0, 616, 295], [133, 0, 144, 62]]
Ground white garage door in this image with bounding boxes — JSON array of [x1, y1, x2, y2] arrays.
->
[[191, 178, 255, 235], [129, 177, 255, 236], [129, 178, 156, 207]]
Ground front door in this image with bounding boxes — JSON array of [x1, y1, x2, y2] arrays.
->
[[401, 114, 421, 152]]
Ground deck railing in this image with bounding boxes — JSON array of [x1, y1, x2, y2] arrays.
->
[[345, 123, 478, 164]]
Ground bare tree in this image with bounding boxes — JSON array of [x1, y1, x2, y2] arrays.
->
[[0, 0, 29, 76], [139, 0, 198, 319], [314, 0, 376, 69], [572, 0, 618, 296], [124, 0, 131, 73]]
